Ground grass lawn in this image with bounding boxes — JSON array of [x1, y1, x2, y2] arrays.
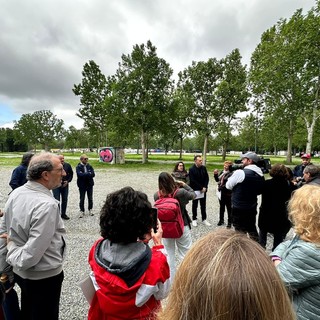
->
[[1, 152, 319, 172]]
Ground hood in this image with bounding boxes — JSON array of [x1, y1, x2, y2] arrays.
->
[[244, 164, 264, 176], [95, 239, 151, 287]]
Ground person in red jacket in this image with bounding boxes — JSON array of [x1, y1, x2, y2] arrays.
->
[[88, 187, 170, 320]]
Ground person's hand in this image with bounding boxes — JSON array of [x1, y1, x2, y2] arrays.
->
[[213, 169, 219, 175], [151, 219, 163, 246], [176, 181, 185, 188], [273, 260, 281, 267], [0, 233, 7, 239], [0, 233, 9, 244], [202, 187, 207, 193]]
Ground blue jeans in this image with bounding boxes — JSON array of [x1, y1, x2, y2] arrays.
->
[[79, 186, 93, 212], [52, 185, 69, 216]]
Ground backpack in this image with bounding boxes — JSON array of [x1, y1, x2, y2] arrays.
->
[[154, 189, 184, 239]]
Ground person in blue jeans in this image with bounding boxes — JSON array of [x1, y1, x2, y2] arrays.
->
[[52, 154, 73, 220], [76, 154, 95, 218]]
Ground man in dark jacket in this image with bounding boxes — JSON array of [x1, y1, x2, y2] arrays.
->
[[9, 152, 34, 190], [52, 154, 73, 220], [226, 152, 265, 242], [189, 155, 211, 227], [76, 154, 95, 218], [293, 153, 312, 182]]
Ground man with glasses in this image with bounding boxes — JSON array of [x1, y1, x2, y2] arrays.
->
[[52, 154, 73, 220], [2, 152, 67, 320], [76, 154, 95, 218]]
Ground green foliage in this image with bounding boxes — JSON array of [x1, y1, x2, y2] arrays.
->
[[113, 40, 174, 163], [13, 110, 64, 151], [215, 49, 249, 159], [73, 60, 114, 147], [250, 3, 320, 161]]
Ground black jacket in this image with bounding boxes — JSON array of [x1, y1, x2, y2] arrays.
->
[[258, 177, 293, 234], [188, 164, 209, 191], [76, 162, 95, 188]]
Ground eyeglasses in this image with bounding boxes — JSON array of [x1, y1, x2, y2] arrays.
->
[[83, 158, 88, 160]]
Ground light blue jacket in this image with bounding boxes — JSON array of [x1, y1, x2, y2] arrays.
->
[[271, 236, 320, 320]]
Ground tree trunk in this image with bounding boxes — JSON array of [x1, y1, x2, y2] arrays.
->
[[141, 130, 147, 164], [222, 143, 227, 162], [286, 120, 293, 163], [304, 104, 318, 154], [179, 136, 183, 160], [202, 134, 208, 166]]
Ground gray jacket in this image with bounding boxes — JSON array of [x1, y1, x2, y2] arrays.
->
[[3, 181, 66, 280], [271, 236, 320, 320]]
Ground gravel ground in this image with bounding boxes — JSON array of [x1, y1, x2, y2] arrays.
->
[[0, 165, 287, 319]]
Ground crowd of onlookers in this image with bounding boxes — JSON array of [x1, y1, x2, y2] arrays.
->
[[0, 151, 319, 319]]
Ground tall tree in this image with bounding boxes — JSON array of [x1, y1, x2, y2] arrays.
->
[[250, 4, 320, 162], [216, 49, 249, 160], [178, 58, 223, 164], [14, 110, 64, 151], [113, 40, 174, 163], [73, 60, 113, 147], [165, 87, 193, 159]]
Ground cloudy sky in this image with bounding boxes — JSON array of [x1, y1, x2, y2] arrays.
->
[[0, 0, 315, 129]]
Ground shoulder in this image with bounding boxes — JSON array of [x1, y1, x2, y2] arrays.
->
[[231, 169, 245, 179], [65, 162, 72, 169], [280, 239, 320, 261]]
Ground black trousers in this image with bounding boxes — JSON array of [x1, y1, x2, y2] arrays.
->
[[259, 229, 286, 251], [192, 193, 207, 221], [15, 271, 64, 320], [231, 207, 259, 242], [219, 194, 232, 223], [79, 185, 93, 212]]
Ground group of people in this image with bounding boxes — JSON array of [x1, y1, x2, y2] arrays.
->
[[88, 180, 320, 320], [0, 151, 320, 319], [8, 153, 96, 220]]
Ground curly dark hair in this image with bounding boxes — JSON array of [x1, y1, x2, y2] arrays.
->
[[100, 187, 153, 243]]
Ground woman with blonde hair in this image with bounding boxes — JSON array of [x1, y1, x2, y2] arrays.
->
[[271, 185, 320, 320], [158, 228, 295, 320]]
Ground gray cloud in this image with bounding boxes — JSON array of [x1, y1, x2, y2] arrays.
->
[[0, 0, 315, 128]]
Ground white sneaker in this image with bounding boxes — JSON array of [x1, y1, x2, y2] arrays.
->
[[79, 211, 85, 218], [89, 210, 94, 216], [202, 220, 211, 226], [192, 220, 198, 227]]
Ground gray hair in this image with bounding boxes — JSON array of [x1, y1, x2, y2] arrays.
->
[[303, 165, 320, 177], [27, 153, 56, 181]]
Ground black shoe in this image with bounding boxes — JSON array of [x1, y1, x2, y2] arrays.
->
[[217, 221, 224, 226], [226, 223, 232, 229], [61, 215, 70, 220]]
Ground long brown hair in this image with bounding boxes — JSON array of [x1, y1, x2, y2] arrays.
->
[[158, 172, 177, 197], [158, 229, 296, 320]]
